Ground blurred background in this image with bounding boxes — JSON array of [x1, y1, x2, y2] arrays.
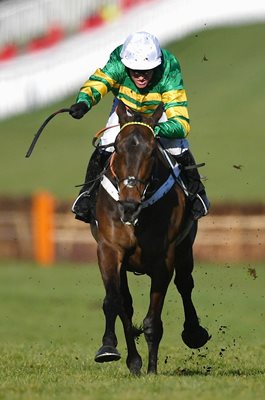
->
[[0, 0, 265, 265]]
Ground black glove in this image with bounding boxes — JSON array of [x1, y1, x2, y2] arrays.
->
[[69, 102, 89, 119]]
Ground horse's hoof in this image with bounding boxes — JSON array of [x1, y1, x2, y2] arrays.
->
[[94, 346, 121, 363], [127, 355, 142, 375], [182, 326, 211, 349]]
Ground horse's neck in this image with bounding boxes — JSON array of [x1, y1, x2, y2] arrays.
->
[[145, 151, 171, 193], [155, 149, 171, 176]]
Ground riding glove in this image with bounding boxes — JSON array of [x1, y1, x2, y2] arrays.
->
[[69, 102, 89, 119]]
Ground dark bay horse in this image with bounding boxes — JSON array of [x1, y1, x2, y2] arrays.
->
[[90, 100, 210, 374]]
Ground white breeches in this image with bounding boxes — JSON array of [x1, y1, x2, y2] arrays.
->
[[99, 104, 189, 156]]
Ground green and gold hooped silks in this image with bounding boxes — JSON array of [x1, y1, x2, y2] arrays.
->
[[76, 46, 190, 139]]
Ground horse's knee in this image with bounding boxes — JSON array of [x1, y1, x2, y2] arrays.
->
[[103, 291, 122, 316], [121, 292, 134, 320], [143, 316, 163, 343], [174, 272, 194, 295]]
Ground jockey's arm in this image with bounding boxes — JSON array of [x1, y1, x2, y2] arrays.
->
[[154, 53, 191, 139], [76, 47, 123, 109], [154, 90, 191, 139]]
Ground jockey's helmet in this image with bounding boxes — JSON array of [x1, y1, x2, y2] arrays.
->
[[120, 32, 162, 70]]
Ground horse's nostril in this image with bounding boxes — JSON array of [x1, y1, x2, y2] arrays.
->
[[118, 200, 140, 214]]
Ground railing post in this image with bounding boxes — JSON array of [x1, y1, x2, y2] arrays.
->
[[32, 191, 55, 266]]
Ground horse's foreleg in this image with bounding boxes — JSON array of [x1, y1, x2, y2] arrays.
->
[[143, 272, 170, 374], [174, 237, 210, 349], [95, 278, 122, 363], [95, 245, 122, 363], [119, 267, 142, 375], [95, 244, 142, 374]]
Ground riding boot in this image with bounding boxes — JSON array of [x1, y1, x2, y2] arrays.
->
[[174, 149, 210, 220], [72, 148, 110, 223]]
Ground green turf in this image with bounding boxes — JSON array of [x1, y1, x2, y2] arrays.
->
[[0, 22, 265, 202], [0, 261, 264, 399]]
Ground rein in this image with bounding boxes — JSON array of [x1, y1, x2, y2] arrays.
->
[[92, 124, 119, 148], [105, 121, 155, 199], [78, 122, 155, 188], [93, 122, 154, 151], [98, 117, 184, 217]]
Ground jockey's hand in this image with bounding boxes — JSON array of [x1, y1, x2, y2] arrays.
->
[[69, 102, 89, 119]]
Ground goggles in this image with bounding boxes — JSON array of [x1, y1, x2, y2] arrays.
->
[[129, 69, 154, 78]]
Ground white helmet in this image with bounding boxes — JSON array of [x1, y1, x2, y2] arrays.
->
[[120, 32, 162, 70]]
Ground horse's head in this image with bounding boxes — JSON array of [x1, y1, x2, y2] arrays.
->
[[111, 100, 163, 225]]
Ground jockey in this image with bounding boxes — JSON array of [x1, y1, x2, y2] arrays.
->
[[70, 31, 210, 223]]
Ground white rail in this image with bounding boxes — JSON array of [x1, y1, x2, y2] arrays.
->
[[0, 0, 264, 120]]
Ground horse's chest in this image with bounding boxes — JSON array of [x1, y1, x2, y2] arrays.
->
[[125, 231, 172, 274]]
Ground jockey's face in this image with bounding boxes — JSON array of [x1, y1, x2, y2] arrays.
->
[[129, 69, 154, 89]]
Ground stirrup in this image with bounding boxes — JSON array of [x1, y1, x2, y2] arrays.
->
[[71, 191, 91, 213], [72, 191, 92, 223]]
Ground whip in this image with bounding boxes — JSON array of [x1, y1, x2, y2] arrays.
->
[[25, 108, 70, 158]]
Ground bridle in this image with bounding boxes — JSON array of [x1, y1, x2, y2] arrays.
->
[[109, 121, 155, 201], [119, 121, 155, 135]]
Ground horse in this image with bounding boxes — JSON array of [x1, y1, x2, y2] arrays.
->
[[89, 100, 210, 374]]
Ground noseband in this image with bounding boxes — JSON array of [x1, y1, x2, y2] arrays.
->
[[118, 176, 150, 203]]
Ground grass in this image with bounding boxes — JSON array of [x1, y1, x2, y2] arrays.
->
[[0, 261, 264, 399], [0, 22, 265, 202]]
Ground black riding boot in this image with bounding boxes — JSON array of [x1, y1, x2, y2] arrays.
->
[[72, 148, 110, 223], [175, 149, 210, 220]]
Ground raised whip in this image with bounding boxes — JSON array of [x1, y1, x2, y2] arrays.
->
[[25, 108, 70, 158]]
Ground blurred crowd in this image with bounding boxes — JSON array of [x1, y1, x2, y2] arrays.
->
[[0, 0, 152, 62]]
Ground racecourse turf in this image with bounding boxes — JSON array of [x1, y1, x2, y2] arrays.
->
[[0, 261, 264, 400], [0, 22, 265, 202]]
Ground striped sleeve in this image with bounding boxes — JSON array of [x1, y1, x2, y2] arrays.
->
[[77, 69, 119, 108], [155, 52, 190, 138], [76, 46, 123, 108]]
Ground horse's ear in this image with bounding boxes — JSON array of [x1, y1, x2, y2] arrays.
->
[[149, 102, 164, 127], [116, 100, 129, 125]]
